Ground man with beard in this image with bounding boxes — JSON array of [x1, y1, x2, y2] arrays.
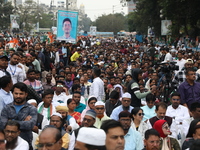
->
[[68, 110, 96, 150], [56, 104, 79, 133], [0, 55, 10, 77], [4, 120, 29, 150], [118, 111, 144, 150], [42, 73, 55, 91], [6, 53, 24, 84], [0, 82, 37, 150], [166, 92, 190, 140], [110, 92, 133, 121], [143, 129, 160, 150]]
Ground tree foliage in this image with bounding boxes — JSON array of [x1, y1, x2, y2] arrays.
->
[[125, 0, 200, 37], [94, 13, 127, 34]]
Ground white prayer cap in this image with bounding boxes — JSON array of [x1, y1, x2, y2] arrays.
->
[[95, 101, 105, 107], [122, 92, 131, 99], [51, 112, 62, 118], [27, 99, 37, 104], [77, 127, 106, 146]]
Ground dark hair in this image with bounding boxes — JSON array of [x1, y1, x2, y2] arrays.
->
[[42, 89, 54, 98], [67, 98, 76, 105], [73, 91, 81, 96], [85, 144, 106, 150], [131, 107, 143, 120], [72, 84, 81, 93], [56, 80, 65, 85], [42, 126, 62, 142], [155, 102, 167, 111], [190, 139, 200, 150], [145, 129, 160, 140], [186, 119, 200, 138], [118, 111, 131, 119], [190, 102, 200, 112], [11, 52, 20, 58], [171, 92, 181, 98], [73, 77, 80, 82], [11, 82, 28, 93], [109, 90, 120, 100], [5, 120, 20, 130], [0, 76, 12, 89], [62, 18, 72, 26], [146, 93, 156, 102], [88, 97, 97, 104], [27, 69, 36, 74], [65, 72, 72, 76], [93, 68, 101, 77], [101, 119, 123, 134], [194, 124, 200, 134], [185, 68, 195, 76]]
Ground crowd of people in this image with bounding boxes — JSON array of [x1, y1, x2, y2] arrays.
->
[[0, 35, 200, 150]]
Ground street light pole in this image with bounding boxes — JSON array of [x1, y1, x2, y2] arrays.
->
[[66, 0, 68, 10]]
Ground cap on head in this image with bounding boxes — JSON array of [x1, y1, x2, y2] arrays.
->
[[95, 101, 105, 107], [56, 104, 69, 112], [122, 92, 131, 99], [85, 110, 96, 119], [77, 127, 106, 146]]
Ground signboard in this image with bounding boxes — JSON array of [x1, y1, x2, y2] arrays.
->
[[57, 10, 78, 43], [161, 20, 172, 35], [10, 14, 20, 29], [90, 26, 97, 36]]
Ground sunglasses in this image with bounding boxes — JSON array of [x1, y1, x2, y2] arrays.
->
[[138, 113, 144, 116], [96, 107, 104, 110]]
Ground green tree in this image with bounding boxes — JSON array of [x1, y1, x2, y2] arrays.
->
[[0, 0, 14, 30], [94, 13, 127, 34]]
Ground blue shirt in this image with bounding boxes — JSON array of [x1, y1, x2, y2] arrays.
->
[[141, 105, 156, 121], [110, 105, 134, 121], [124, 127, 144, 150], [178, 81, 200, 109], [74, 103, 86, 113], [0, 89, 13, 114]]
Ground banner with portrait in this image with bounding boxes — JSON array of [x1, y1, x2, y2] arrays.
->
[[10, 14, 20, 29], [161, 20, 172, 35], [57, 10, 78, 43]]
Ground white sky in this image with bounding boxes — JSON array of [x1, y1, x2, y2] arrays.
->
[[39, 0, 127, 21]]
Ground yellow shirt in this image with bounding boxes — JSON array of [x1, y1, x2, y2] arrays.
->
[[70, 52, 80, 61]]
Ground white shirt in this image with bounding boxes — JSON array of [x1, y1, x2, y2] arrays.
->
[[174, 59, 186, 74], [52, 92, 68, 106], [6, 64, 24, 84], [164, 52, 173, 62], [89, 77, 105, 101], [9, 136, 29, 150], [18, 63, 26, 79]]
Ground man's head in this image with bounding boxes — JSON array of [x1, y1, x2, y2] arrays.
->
[[109, 90, 120, 105], [155, 102, 167, 119], [185, 59, 194, 69], [101, 119, 125, 150], [144, 129, 160, 150], [0, 129, 6, 150], [193, 125, 200, 140], [121, 92, 131, 109], [55, 81, 65, 93], [4, 120, 20, 149], [94, 101, 105, 117], [185, 68, 196, 82], [42, 89, 54, 107], [27, 69, 36, 81], [0, 55, 9, 69], [146, 93, 156, 109], [75, 127, 106, 150], [50, 113, 63, 129], [11, 82, 28, 105], [72, 91, 81, 104], [82, 110, 96, 127], [62, 18, 72, 37], [56, 104, 68, 119], [46, 73, 52, 82], [190, 102, 200, 119], [10, 53, 20, 65], [118, 111, 131, 132], [0, 76, 13, 90], [170, 92, 181, 109], [92, 67, 101, 78], [38, 126, 62, 150]]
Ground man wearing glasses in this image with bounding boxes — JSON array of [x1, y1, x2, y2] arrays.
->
[[110, 92, 133, 121], [94, 101, 110, 128], [4, 120, 29, 150], [119, 111, 144, 150], [143, 129, 160, 150], [37, 126, 64, 150]]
